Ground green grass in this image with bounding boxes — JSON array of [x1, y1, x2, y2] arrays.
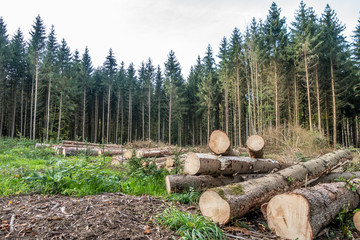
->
[[157, 207, 225, 240]]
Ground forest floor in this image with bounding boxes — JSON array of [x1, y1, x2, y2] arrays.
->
[[2, 192, 358, 239]]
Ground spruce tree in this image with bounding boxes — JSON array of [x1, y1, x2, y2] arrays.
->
[[81, 46, 93, 141], [0, 17, 9, 136]]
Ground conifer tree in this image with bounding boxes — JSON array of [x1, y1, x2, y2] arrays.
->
[[0, 17, 9, 136], [154, 65, 164, 142], [81, 46, 93, 141]]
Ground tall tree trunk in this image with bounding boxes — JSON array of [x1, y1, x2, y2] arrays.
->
[[236, 68, 242, 147], [325, 97, 330, 137], [46, 76, 51, 141], [20, 83, 24, 137], [82, 86, 86, 141], [24, 92, 28, 138], [94, 93, 98, 143], [29, 77, 34, 138], [304, 48, 312, 131], [116, 90, 120, 144], [168, 86, 172, 145], [128, 89, 132, 142], [33, 56, 39, 140], [355, 115, 359, 148], [274, 61, 279, 133], [121, 92, 124, 144], [294, 69, 299, 126], [142, 100, 144, 140], [11, 86, 17, 138], [0, 89, 5, 137], [57, 93, 62, 141], [107, 84, 111, 143], [102, 95, 105, 143], [148, 86, 151, 140], [330, 58, 337, 148], [315, 66, 322, 133], [207, 105, 210, 143], [225, 71, 229, 135], [158, 94, 161, 142]]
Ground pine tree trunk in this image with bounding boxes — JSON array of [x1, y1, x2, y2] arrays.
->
[[29, 77, 34, 138], [356, 115, 359, 148], [142, 100, 144, 140], [20, 83, 24, 137], [102, 95, 105, 143], [46, 76, 51, 141], [148, 86, 151, 140], [33, 56, 39, 140], [315, 66, 322, 133], [330, 58, 337, 148], [116, 90, 120, 144], [11, 86, 17, 138], [121, 92, 124, 144], [225, 71, 229, 135], [304, 48, 312, 131], [128, 89, 132, 142], [236, 68, 242, 147], [94, 93, 98, 143], [82, 86, 86, 141], [294, 69, 299, 126], [107, 84, 111, 143], [23, 93, 28, 138], [57, 93, 62, 141], [168, 86, 172, 145], [158, 96, 161, 142], [274, 61, 279, 133], [207, 105, 210, 143]]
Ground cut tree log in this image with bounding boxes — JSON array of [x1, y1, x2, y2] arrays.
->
[[165, 174, 265, 194], [311, 171, 360, 185], [208, 130, 233, 155], [266, 180, 360, 240], [123, 150, 134, 159], [135, 147, 177, 158], [35, 143, 51, 148], [198, 150, 352, 224], [98, 148, 125, 156], [184, 153, 281, 175], [353, 211, 360, 232], [246, 135, 265, 158], [62, 147, 98, 157]]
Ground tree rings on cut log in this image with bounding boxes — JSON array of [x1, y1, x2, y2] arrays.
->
[[353, 211, 360, 232], [246, 135, 265, 158], [208, 130, 232, 155], [199, 190, 231, 224], [123, 150, 133, 159]]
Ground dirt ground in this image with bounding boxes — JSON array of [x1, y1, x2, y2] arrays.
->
[[1, 193, 358, 240]]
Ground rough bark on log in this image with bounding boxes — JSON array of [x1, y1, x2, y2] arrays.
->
[[208, 130, 233, 155], [62, 147, 98, 157], [165, 174, 264, 194], [35, 143, 51, 148], [353, 211, 360, 232], [98, 148, 125, 156], [311, 171, 360, 185], [198, 150, 352, 224], [266, 180, 360, 240], [246, 135, 265, 158], [184, 153, 281, 175], [135, 148, 177, 158]]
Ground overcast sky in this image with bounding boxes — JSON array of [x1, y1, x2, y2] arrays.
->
[[2, 0, 360, 77]]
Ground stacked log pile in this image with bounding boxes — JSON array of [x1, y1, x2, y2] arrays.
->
[[165, 130, 282, 194]]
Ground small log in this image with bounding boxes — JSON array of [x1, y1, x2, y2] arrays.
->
[[208, 130, 233, 155], [165, 174, 264, 194], [266, 180, 360, 240], [98, 148, 125, 156], [246, 135, 265, 158], [135, 148, 176, 158], [353, 211, 360, 232], [198, 150, 352, 224], [123, 150, 134, 159], [110, 159, 121, 166], [311, 171, 360, 185], [165, 157, 174, 167], [62, 147, 98, 157], [35, 143, 51, 148], [184, 153, 281, 175]]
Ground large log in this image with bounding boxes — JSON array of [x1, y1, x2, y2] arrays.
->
[[353, 211, 360, 232], [184, 153, 281, 175], [98, 148, 125, 156], [62, 147, 98, 157], [246, 135, 265, 158], [311, 171, 360, 185], [208, 130, 233, 155], [266, 180, 360, 240], [35, 143, 51, 148], [165, 174, 265, 194], [135, 147, 177, 158], [198, 150, 352, 224], [123, 150, 134, 159]]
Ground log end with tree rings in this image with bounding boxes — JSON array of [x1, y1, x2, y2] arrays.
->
[[123, 150, 133, 159], [208, 130, 231, 155], [184, 152, 201, 175], [266, 193, 313, 240], [354, 211, 360, 232], [199, 190, 231, 225], [246, 135, 265, 158]]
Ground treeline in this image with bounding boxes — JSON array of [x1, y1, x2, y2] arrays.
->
[[0, 1, 359, 147]]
